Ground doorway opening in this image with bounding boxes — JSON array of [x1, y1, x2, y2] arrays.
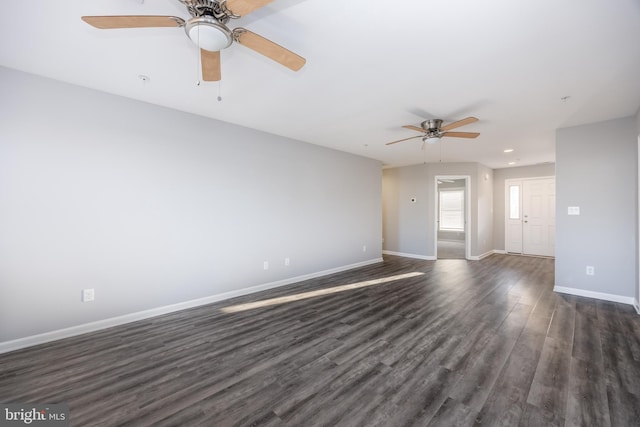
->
[[435, 176, 470, 259]]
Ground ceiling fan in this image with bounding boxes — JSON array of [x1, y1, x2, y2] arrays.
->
[[386, 117, 480, 145], [81, 0, 306, 82]]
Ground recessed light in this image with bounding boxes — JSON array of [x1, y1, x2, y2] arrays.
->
[[508, 161, 516, 165], [138, 74, 150, 83], [503, 149, 514, 153]]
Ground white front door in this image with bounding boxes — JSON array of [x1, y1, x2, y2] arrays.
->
[[522, 178, 555, 256]]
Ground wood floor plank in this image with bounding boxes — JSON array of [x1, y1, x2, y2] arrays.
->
[[565, 356, 611, 427], [1, 254, 638, 426], [519, 402, 564, 426], [614, 303, 640, 362], [473, 330, 546, 427], [546, 294, 576, 345], [572, 298, 603, 364], [525, 336, 572, 421], [426, 397, 475, 427], [448, 303, 531, 412], [600, 330, 640, 427]]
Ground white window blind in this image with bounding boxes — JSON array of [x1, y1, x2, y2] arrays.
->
[[439, 190, 464, 231]]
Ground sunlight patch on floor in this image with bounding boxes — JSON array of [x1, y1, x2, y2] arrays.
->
[[221, 272, 425, 313]]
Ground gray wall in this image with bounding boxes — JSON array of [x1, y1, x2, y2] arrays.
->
[[382, 162, 493, 258], [555, 116, 637, 299], [382, 165, 431, 256], [0, 67, 383, 342], [477, 163, 494, 256], [493, 164, 556, 251]]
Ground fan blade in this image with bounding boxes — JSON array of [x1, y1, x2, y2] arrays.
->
[[225, 0, 273, 16], [441, 116, 478, 131], [402, 125, 425, 133], [386, 135, 423, 146], [201, 49, 221, 81], [233, 28, 305, 71], [442, 131, 480, 138], [81, 16, 185, 29]]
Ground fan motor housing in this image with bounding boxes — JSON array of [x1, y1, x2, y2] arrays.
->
[[421, 119, 443, 132]]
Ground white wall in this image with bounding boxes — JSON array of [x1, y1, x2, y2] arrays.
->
[[555, 116, 637, 302], [492, 163, 556, 251], [0, 67, 382, 343], [382, 162, 493, 259]]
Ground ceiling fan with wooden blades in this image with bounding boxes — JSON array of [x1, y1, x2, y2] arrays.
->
[[386, 117, 480, 145], [81, 0, 306, 82]]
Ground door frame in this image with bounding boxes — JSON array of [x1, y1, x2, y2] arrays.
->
[[504, 176, 555, 255], [434, 175, 471, 260], [637, 135, 640, 313]]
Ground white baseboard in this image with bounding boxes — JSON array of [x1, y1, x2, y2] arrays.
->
[[634, 299, 640, 314], [384, 249, 504, 261], [554, 286, 636, 306], [468, 250, 499, 261], [0, 257, 383, 355], [493, 249, 507, 255], [382, 250, 436, 261]]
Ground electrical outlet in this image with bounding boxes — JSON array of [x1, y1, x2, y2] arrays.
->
[[285, 257, 290, 266], [82, 288, 95, 302], [586, 266, 595, 276], [263, 261, 269, 270]]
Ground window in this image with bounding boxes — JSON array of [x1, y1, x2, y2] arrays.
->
[[439, 189, 464, 231], [509, 185, 520, 219]]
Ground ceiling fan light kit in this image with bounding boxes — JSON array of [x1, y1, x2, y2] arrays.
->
[[185, 16, 233, 51], [423, 136, 441, 144]]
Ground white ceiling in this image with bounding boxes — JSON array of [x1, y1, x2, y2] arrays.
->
[[1, 0, 639, 169]]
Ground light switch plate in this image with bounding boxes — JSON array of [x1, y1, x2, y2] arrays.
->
[[568, 206, 580, 215]]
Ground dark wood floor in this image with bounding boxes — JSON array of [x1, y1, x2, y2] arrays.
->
[[1, 254, 640, 426]]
